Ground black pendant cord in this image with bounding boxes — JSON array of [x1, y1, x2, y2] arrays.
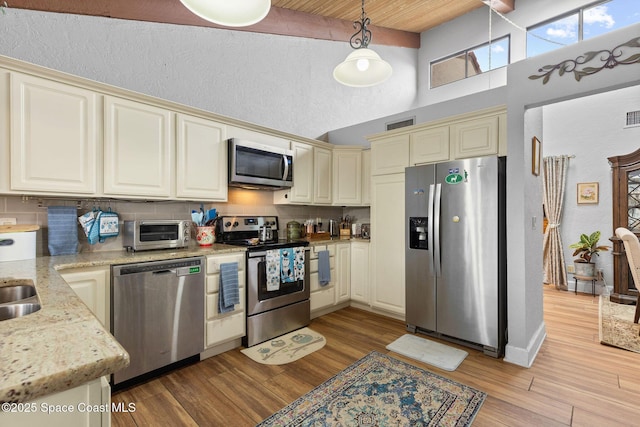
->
[[349, 0, 372, 49]]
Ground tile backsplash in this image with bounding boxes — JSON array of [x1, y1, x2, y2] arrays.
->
[[0, 190, 369, 256]]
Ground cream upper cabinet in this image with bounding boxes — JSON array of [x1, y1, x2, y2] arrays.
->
[[176, 113, 227, 201], [290, 141, 314, 203], [370, 134, 409, 175], [350, 241, 370, 304], [451, 115, 500, 159], [410, 126, 450, 165], [59, 267, 110, 329], [313, 146, 332, 204], [10, 72, 99, 195], [361, 149, 371, 205], [0, 69, 10, 193], [371, 173, 405, 316], [104, 96, 174, 198], [332, 148, 362, 206]]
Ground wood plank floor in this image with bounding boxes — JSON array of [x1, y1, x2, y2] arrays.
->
[[111, 285, 640, 426]]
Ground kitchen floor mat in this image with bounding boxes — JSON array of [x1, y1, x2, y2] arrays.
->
[[386, 334, 468, 371], [241, 327, 325, 365]]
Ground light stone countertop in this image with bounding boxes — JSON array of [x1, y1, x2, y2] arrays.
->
[[0, 243, 246, 404]]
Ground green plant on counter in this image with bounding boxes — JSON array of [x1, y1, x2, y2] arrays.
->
[[569, 230, 610, 263]]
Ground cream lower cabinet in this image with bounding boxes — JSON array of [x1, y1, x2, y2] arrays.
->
[[371, 174, 405, 316], [205, 253, 246, 348], [309, 243, 336, 314], [9, 72, 99, 195], [334, 243, 351, 304], [103, 95, 174, 198], [175, 113, 227, 201], [0, 377, 111, 427], [350, 241, 370, 305], [59, 266, 110, 329]]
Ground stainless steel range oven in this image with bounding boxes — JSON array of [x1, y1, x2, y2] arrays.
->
[[218, 215, 310, 347]]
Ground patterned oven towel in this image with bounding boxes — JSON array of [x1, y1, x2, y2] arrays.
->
[[47, 206, 78, 256], [266, 247, 306, 291]]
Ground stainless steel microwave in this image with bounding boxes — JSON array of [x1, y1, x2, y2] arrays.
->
[[123, 220, 191, 251], [228, 138, 293, 190]]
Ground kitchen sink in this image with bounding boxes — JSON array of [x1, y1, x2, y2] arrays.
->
[[0, 280, 41, 320], [0, 303, 41, 321], [0, 284, 37, 304]]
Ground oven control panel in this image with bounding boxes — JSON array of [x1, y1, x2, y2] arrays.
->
[[220, 216, 279, 232]]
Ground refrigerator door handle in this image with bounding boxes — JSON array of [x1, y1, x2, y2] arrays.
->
[[427, 184, 435, 272], [434, 183, 442, 277]]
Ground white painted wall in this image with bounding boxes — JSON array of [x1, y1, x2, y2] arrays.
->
[[419, 0, 614, 106], [505, 23, 640, 366], [543, 85, 640, 293], [0, 9, 418, 140]]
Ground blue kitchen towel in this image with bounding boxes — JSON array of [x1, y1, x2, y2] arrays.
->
[[47, 206, 78, 256], [280, 247, 295, 283], [218, 262, 240, 314], [318, 250, 331, 286]]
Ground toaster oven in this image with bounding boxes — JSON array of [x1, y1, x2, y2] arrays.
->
[[123, 220, 191, 251]]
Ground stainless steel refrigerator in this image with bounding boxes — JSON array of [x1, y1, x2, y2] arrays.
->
[[405, 156, 507, 357]]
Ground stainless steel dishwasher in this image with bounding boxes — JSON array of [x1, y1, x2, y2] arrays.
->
[[111, 257, 205, 385]]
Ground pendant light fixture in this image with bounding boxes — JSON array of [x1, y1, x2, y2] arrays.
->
[[333, 0, 392, 87], [179, 0, 271, 27]]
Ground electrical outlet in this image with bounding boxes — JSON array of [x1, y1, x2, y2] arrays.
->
[[0, 218, 17, 225], [567, 264, 575, 274]]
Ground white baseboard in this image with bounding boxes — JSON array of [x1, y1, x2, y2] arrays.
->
[[503, 321, 547, 368]]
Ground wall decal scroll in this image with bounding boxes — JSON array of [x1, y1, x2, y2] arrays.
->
[[529, 37, 640, 85]]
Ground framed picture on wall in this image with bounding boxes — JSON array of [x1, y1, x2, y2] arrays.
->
[[532, 136, 541, 176], [577, 182, 599, 204]]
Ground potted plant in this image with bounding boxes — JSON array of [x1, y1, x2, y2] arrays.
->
[[569, 231, 610, 277]]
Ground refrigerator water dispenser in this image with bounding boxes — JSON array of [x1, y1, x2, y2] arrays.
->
[[409, 217, 428, 250]]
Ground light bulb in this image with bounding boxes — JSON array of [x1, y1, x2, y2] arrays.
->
[[356, 58, 370, 71]]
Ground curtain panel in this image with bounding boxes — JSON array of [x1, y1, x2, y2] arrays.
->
[[543, 156, 569, 290]]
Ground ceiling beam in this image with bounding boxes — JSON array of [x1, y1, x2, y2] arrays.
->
[[5, 0, 420, 48], [481, 0, 515, 14]]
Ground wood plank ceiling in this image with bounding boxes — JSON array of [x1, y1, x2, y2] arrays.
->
[[5, 0, 514, 49]]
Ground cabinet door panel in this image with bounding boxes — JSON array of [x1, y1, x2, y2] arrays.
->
[[451, 116, 499, 159], [60, 267, 110, 328], [333, 150, 362, 206], [313, 147, 332, 204], [371, 134, 409, 175], [104, 96, 173, 197], [350, 242, 370, 304], [361, 149, 371, 205], [371, 174, 405, 315], [176, 113, 227, 200], [335, 243, 351, 303], [10, 73, 98, 194], [410, 126, 450, 165], [290, 141, 313, 203]]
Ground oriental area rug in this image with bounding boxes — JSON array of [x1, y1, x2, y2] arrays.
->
[[257, 351, 486, 426], [241, 328, 326, 365], [599, 296, 640, 353]]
